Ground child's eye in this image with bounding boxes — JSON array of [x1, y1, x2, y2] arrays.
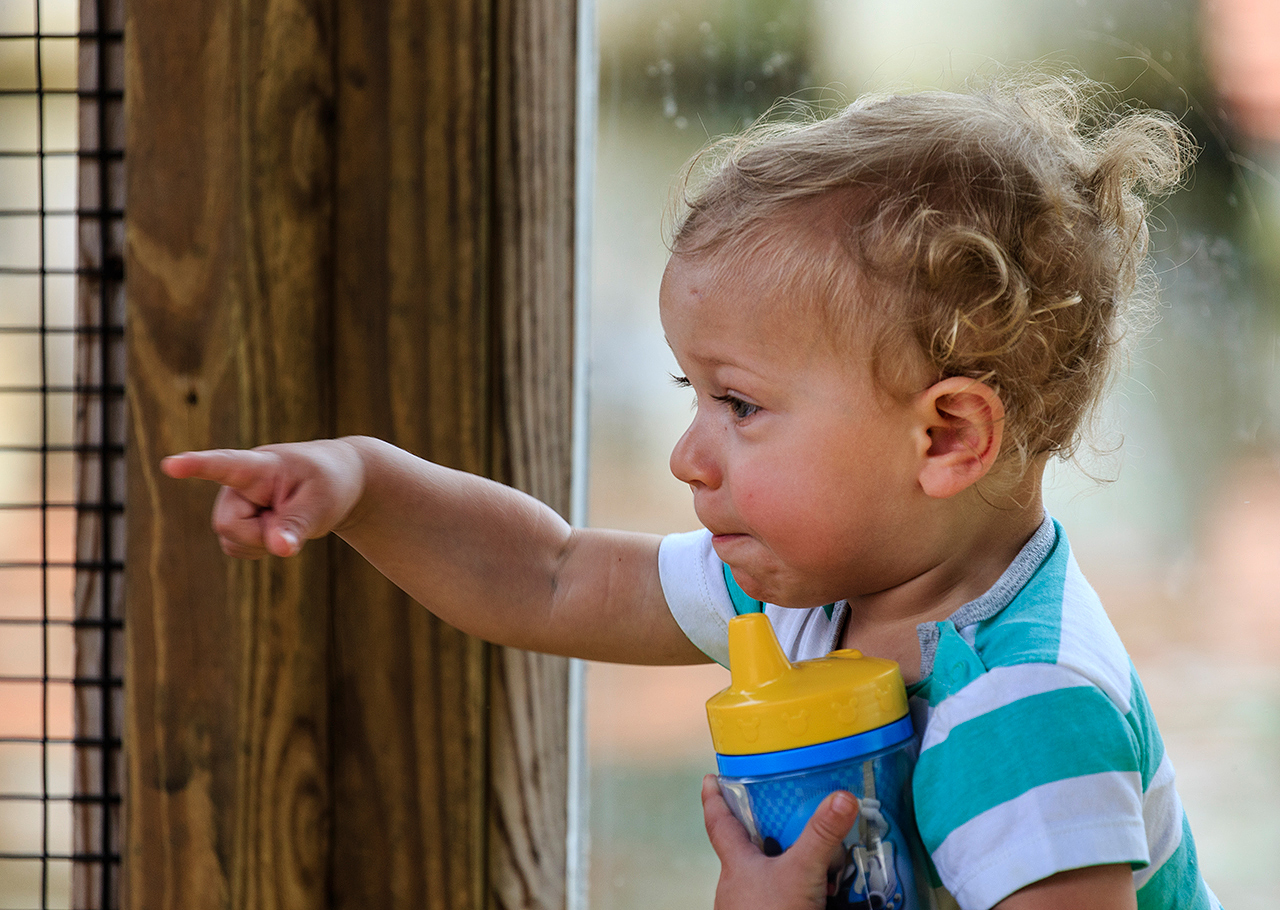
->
[[670, 373, 691, 389], [713, 392, 760, 421]]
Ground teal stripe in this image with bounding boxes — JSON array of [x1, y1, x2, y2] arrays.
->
[[910, 622, 990, 709], [1125, 666, 1166, 790], [915, 685, 1140, 846], [1137, 813, 1213, 910], [972, 522, 1068, 667], [722, 563, 763, 614]]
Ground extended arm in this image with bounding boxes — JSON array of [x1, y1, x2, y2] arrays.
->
[[161, 436, 706, 665]]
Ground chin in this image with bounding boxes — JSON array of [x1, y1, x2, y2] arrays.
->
[[732, 573, 826, 610]]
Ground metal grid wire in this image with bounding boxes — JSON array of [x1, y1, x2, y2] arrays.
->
[[0, 0, 124, 907]]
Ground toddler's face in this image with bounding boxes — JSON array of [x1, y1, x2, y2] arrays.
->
[[660, 254, 928, 609]]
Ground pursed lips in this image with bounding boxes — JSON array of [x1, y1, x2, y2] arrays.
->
[[709, 531, 752, 555]]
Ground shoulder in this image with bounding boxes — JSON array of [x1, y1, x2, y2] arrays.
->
[[914, 522, 1156, 818], [910, 522, 1167, 908], [946, 519, 1136, 711]]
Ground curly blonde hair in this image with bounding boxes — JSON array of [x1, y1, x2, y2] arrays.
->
[[670, 71, 1195, 470]]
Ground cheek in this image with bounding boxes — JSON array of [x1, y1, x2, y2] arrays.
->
[[735, 471, 836, 549]]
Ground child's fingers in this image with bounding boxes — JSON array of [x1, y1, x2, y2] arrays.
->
[[259, 512, 304, 557], [784, 790, 859, 872], [208, 485, 274, 559], [702, 774, 757, 862], [161, 449, 279, 494]]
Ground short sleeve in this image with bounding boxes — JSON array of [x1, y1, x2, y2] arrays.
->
[[914, 660, 1150, 910], [657, 529, 737, 666]]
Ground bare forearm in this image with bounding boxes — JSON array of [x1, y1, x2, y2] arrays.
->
[[335, 437, 700, 663], [334, 437, 569, 641]]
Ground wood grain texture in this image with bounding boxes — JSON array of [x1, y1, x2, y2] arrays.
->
[[329, 1, 494, 906], [123, 0, 335, 907], [123, 0, 577, 905], [487, 0, 577, 905]]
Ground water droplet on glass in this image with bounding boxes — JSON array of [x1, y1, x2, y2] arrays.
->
[[761, 51, 790, 78]]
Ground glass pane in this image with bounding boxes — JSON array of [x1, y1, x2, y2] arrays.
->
[[39, 36, 76, 91], [38, 0, 78, 35], [0, 155, 40, 210], [0, 859, 44, 910], [0, 96, 39, 152], [588, 2, 1280, 908], [0, 38, 36, 90]]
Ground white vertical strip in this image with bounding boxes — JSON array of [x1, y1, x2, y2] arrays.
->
[[566, 0, 598, 905]]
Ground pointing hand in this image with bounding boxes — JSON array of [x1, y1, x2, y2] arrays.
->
[[161, 440, 365, 559]]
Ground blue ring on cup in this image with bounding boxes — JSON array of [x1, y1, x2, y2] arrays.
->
[[715, 715, 915, 777]]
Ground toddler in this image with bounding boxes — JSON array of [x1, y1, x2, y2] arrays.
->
[[163, 72, 1217, 909]]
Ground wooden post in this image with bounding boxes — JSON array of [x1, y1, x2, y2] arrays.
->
[[123, 0, 578, 906], [123, 0, 336, 905]]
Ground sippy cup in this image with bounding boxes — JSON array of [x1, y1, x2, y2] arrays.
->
[[707, 613, 933, 910]]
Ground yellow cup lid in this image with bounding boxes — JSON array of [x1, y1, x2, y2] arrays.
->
[[707, 613, 909, 755]]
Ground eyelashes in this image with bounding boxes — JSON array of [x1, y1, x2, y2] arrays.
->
[[713, 393, 760, 420], [671, 374, 759, 420]]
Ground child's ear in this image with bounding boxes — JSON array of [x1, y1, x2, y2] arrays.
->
[[913, 376, 1005, 499]]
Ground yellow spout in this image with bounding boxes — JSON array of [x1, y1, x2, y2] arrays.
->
[[727, 613, 793, 689], [707, 613, 909, 755]]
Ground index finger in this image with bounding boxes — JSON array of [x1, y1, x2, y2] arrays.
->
[[161, 449, 276, 489]]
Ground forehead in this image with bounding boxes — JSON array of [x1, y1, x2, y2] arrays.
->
[[661, 252, 813, 332], [658, 252, 855, 385], [660, 236, 852, 342], [660, 243, 932, 400]]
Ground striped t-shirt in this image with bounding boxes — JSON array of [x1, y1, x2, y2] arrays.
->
[[657, 516, 1221, 910]]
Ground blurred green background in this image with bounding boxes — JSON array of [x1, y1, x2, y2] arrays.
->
[[585, 1, 1280, 908]]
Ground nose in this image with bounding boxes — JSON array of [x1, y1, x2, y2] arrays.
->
[[669, 413, 721, 490]]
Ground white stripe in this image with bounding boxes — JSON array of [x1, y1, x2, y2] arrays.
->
[[918, 662, 1100, 752], [933, 771, 1147, 910], [764, 603, 843, 663], [1133, 752, 1184, 888], [1055, 549, 1134, 710], [658, 529, 733, 666]]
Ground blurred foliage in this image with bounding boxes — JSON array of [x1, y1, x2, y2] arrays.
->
[[599, 0, 821, 132], [597, 0, 1270, 265]]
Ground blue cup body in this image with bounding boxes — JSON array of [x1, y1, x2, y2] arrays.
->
[[716, 717, 933, 910]]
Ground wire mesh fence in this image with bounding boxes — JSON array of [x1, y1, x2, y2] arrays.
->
[[0, 0, 123, 906]]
